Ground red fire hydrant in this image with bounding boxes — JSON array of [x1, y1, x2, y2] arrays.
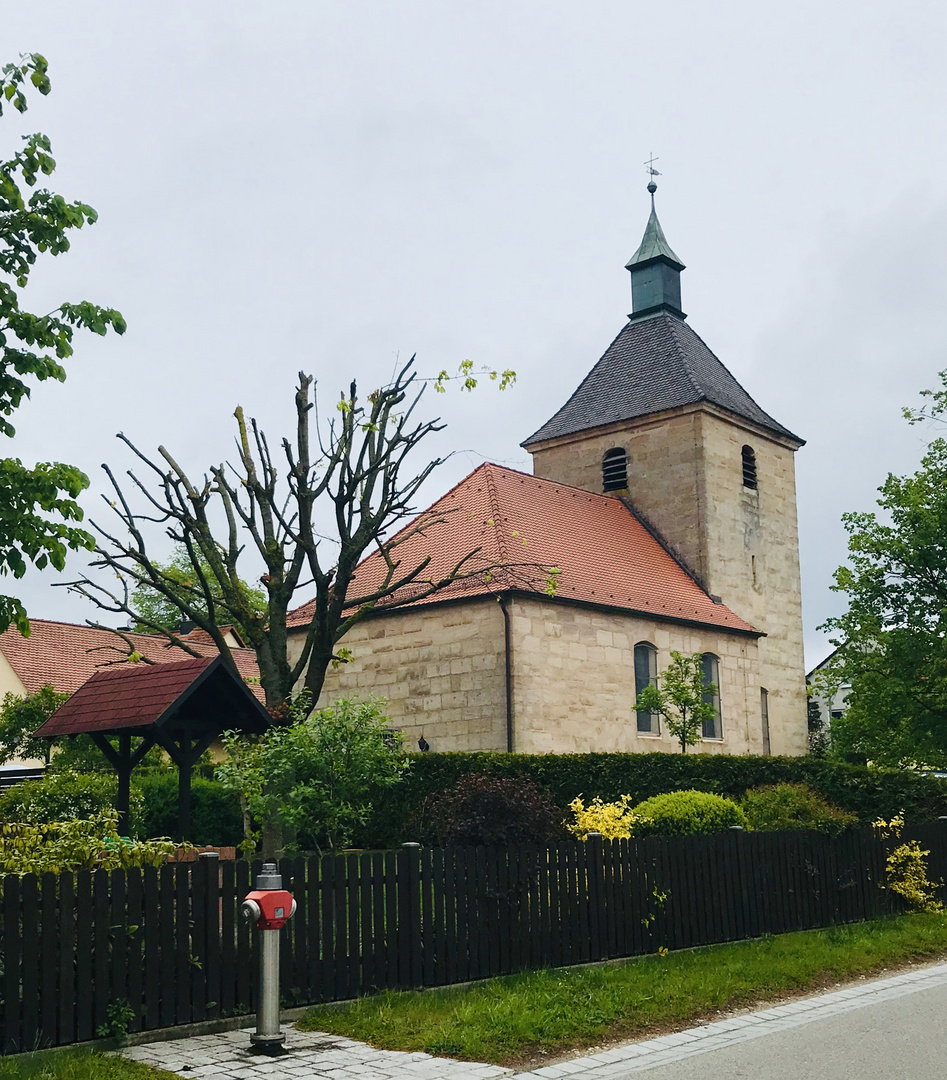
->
[[241, 863, 296, 1052]]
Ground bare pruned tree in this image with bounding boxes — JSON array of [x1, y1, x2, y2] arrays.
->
[[64, 357, 551, 713]]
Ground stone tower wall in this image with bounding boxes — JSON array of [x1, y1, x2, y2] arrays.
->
[[528, 405, 807, 756]]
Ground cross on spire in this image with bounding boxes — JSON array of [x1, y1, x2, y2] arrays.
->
[[644, 153, 661, 198]]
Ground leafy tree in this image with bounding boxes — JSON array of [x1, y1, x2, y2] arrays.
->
[[0, 54, 126, 634], [129, 544, 266, 637], [821, 370, 947, 767], [216, 695, 409, 855], [634, 651, 717, 754], [0, 684, 67, 764], [64, 358, 549, 710]]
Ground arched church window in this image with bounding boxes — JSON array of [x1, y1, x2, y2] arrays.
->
[[603, 448, 628, 492], [701, 653, 722, 739], [634, 642, 659, 733], [742, 445, 758, 490]]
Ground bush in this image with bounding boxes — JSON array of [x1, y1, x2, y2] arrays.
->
[[133, 772, 244, 845], [424, 773, 562, 846], [0, 769, 140, 826], [742, 782, 857, 835], [630, 790, 747, 836], [354, 752, 947, 848], [0, 811, 178, 875], [566, 795, 643, 841]]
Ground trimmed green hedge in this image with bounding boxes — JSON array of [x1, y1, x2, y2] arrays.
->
[[354, 752, 947, 848], [133, 772, 244, 845]]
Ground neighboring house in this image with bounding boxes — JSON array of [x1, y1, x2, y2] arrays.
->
[[290, 188, 809, 757], [807, 648, 850, 729], [0, 619, 261, 767]]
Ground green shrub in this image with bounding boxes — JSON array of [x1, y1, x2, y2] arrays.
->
[[133, 773, 243, 845], [742, 782, 857, 835], [0, 770, 140, 826], [0, 811, 177, 875], [631, 790, 746, 836], [354, 752, 947, 847]]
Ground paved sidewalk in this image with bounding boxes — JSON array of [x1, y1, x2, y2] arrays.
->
[[123, 961, 947, 1079]]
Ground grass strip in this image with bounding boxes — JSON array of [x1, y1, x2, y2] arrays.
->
[[0, 1049, 177, 1080], [298, 913, 947, 1067]]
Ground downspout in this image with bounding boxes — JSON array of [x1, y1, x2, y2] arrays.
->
[[499, 594, 514, 753]]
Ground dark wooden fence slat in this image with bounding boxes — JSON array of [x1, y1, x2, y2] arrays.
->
[[191, 858, 208, 1018], [173, 863, 192, 1025], [3, 875, 22, 1053], [57, 871, 76, 1046], [203, 858, 221, 1020], [92, 869, 110, 1037], [109, 869, 128, 1026], [347, 853, 361, 998], [74, 871, 94, 1043], [292, 857, 308, 1000], [39, 871, 58, 1047], [235, 861, 252, 1012], [157, 866, 176, 1028], [125, 869, 144, 1034], [219, 861, 236, 1017], [143, 867, 160, 1031], [20, 874, 39, 1049]]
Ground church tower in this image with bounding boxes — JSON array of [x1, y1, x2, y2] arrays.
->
[[522, 182, 807, 755]]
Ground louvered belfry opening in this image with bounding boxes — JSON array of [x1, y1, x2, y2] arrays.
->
[[602, 447, 628, 491], [742, 445, 758, 489]]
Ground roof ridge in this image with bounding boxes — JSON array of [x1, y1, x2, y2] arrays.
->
[[481, 464, 512, 569], [663, 314, 705, 401], [520, 320, 631, 448]]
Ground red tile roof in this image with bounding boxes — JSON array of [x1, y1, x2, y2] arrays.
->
[[287, 463, 758, 635], [0, 618, 263, 700], [36, 656, 269, 737]]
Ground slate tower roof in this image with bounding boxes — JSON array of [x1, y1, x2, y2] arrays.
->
[[523, 186, 803, 448]]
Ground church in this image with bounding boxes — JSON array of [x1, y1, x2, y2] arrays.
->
[[292, 184, 808, 757]]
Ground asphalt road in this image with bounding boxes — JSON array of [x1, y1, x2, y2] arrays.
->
[[630, 980, 947, 1079]]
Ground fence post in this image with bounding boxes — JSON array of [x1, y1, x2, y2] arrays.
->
[[200, 853, 221, 1020], [398, 844, 423, 989], [585, 833, 606, 961]]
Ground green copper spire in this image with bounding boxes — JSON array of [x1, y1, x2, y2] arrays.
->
[[625, 180, 686, 320]]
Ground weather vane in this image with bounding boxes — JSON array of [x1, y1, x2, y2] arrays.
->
[[644, 153, 661, 197]]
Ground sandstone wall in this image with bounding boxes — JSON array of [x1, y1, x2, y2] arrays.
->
[[302, 597, 508, 753], [507, 595, 763, 754]]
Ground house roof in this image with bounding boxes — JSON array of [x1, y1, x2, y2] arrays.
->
[[287, 463, 758, 635], [35, 655, 271, 738], [0, 618, 263, 700], [521, 312, 803, 447]]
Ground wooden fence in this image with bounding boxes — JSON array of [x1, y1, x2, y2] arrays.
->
[[3, 824, 946, 1053]]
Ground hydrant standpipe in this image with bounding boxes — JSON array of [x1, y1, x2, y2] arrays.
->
[[241, 862, 296, 1053]]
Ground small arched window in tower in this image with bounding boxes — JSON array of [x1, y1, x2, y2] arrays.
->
[[603, 447, 628, 492], [634, 642, 659, 734], [742, 445, 758, 490]]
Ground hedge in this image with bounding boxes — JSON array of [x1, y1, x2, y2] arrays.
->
[[353, 752, 947, 848], [133, 772, 244, 845]]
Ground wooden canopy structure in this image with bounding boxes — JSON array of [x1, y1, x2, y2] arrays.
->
[[35, 655, 271, 839]]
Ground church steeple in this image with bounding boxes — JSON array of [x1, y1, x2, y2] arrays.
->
[[625, 180, 686, 320]]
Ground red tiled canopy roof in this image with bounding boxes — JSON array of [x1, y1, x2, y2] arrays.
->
[[35, 655, 271, 738], [288, 463, 758, 635], [0, 618, 263, 700]]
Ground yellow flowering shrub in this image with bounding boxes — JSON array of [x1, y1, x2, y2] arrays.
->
[[566, 794, 648, 841], [873, 812, 943, 913]]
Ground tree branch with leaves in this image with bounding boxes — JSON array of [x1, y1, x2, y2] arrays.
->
[[635, 651, 717, 754], [0, 53, 126, 635]]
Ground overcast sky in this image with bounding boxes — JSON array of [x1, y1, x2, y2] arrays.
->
[[4, 1, 947, 668]]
